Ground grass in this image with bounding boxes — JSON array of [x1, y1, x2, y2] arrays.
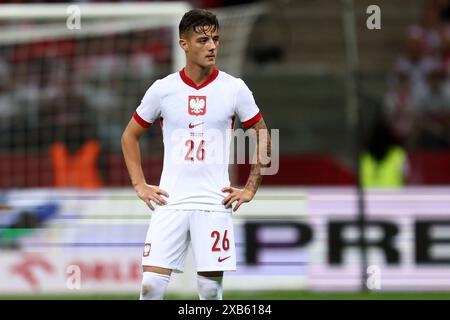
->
[[1, 291, 450, 300]]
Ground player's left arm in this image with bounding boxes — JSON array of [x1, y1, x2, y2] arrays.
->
[[222, 117, 271, 212]]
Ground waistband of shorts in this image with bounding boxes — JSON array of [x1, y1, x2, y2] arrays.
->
[[154, 203, 232, 213]]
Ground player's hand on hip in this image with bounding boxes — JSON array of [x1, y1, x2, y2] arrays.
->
[[134, 183, 169, 210], [221, 186, 254, 212]]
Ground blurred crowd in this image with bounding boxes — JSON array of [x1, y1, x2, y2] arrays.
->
[[0, 30, 177, 187], [0, 31, 173, 153], [0, 0, 261, 188], [384, 0, 450, 151], [360, 0, 450, 188], [0, 0, 260, 156], [1, 0, 447, 189]]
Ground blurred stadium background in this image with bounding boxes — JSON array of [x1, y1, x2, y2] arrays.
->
[[1, 0, 450, 300]]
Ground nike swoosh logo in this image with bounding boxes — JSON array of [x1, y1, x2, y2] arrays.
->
[[189, 122, 204, 129], [218, 256, 231, 263]]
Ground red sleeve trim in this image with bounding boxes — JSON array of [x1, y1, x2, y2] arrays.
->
[[241, 111, 262, 128], [133, 111, 152, 128]]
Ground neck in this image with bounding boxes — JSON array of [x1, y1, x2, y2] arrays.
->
[[184, 64, 215, 86]]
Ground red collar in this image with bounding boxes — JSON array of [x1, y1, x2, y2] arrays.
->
[[179, 67, 219, 90]]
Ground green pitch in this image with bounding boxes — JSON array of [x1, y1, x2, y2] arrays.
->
[[1, 291, 450, 300]]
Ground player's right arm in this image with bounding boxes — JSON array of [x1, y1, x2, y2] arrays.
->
[[121, 117, 169, 210]]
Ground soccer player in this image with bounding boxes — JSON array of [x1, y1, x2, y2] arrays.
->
[[121, 8, 270, 300]]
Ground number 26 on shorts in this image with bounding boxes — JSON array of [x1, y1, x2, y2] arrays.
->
[[211, 230, 230, 252]]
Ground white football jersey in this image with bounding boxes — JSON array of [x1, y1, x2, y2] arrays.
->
[[134, 68, 262, 212]]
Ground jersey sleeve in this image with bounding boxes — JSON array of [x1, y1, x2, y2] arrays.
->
[[133, 80, 161, 128], [235, 79, 262, 129]]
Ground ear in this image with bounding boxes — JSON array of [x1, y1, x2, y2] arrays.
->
[[179, 38, 188, 52]]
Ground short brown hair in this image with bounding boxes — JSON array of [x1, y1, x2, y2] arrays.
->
[[179, 9, 219, 38]]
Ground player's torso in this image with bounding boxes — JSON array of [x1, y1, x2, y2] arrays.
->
[[158, 72, 236, 134], [157, 72, 237, 167], [155, 71, 236, 211]]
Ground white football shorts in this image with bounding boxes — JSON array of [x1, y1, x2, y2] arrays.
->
[[141, 208, 236, 273]]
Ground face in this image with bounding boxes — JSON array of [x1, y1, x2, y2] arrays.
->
[[180, 25, 220, 68]]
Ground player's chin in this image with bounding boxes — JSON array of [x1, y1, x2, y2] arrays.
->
[[204, 57, 216, 66]]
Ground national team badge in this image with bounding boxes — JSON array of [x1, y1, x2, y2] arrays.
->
[[188, 96, 206, 116], [143, 243, 151, 257]]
